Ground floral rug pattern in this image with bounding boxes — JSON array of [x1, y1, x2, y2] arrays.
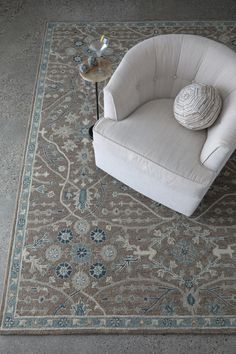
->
[[1, 21, 236, 333]]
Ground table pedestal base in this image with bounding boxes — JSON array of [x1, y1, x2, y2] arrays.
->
[[89, 81, 99, 140], [89, 124, 94, 140]]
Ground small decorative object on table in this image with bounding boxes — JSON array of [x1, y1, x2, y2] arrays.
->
[[88, 56, 98, 67], [79, 35, 112, 140], [79, 63, 90, 73]]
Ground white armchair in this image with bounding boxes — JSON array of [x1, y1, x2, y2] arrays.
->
[[93, 34, 236, 216]]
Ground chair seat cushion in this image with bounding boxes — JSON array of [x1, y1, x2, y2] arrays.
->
[[94, 98, 215, 188]]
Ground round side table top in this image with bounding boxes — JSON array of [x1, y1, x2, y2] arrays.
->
[[79, 57, 113, 83]]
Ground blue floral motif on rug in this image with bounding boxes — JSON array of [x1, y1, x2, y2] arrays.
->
[[1, 21, 236, 334]]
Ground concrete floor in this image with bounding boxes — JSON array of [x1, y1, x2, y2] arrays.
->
[[1, 0, 236, 353]]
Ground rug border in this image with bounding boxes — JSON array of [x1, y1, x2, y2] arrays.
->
[[1, 20, 236, 335], [0, 21, 51, 334]]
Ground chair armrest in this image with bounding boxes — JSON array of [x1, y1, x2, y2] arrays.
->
[[200, 91, 236, 171], [103, 36, 158, 120], [104, 58, 140, 121], [201, 144, 234, 171]]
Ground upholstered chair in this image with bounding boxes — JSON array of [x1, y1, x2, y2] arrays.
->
[[93, 34, 236, 216]]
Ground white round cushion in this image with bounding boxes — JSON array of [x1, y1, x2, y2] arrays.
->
[[174, 83, 222, 130]]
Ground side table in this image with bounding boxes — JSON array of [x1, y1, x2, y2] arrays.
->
[[79, 57, 112, 140]]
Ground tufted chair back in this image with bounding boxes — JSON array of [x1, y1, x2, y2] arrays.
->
[[104, 34, 236, 171]]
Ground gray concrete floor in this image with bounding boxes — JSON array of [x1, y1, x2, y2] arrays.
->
[[1, 1, 236, 353]]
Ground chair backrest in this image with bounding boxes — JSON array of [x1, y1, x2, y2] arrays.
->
[[123, 34, 236, 169]]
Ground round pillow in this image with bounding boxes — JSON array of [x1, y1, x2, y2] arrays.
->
[[174, 83, 222, 130]]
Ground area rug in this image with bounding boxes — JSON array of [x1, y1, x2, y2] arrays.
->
[[1, 21, 236, 334]]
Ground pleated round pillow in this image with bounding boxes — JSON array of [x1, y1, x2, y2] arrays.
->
[[174, 83, 222, 130]]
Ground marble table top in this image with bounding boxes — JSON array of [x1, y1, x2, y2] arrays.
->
[[79, 57, 113, 83]]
